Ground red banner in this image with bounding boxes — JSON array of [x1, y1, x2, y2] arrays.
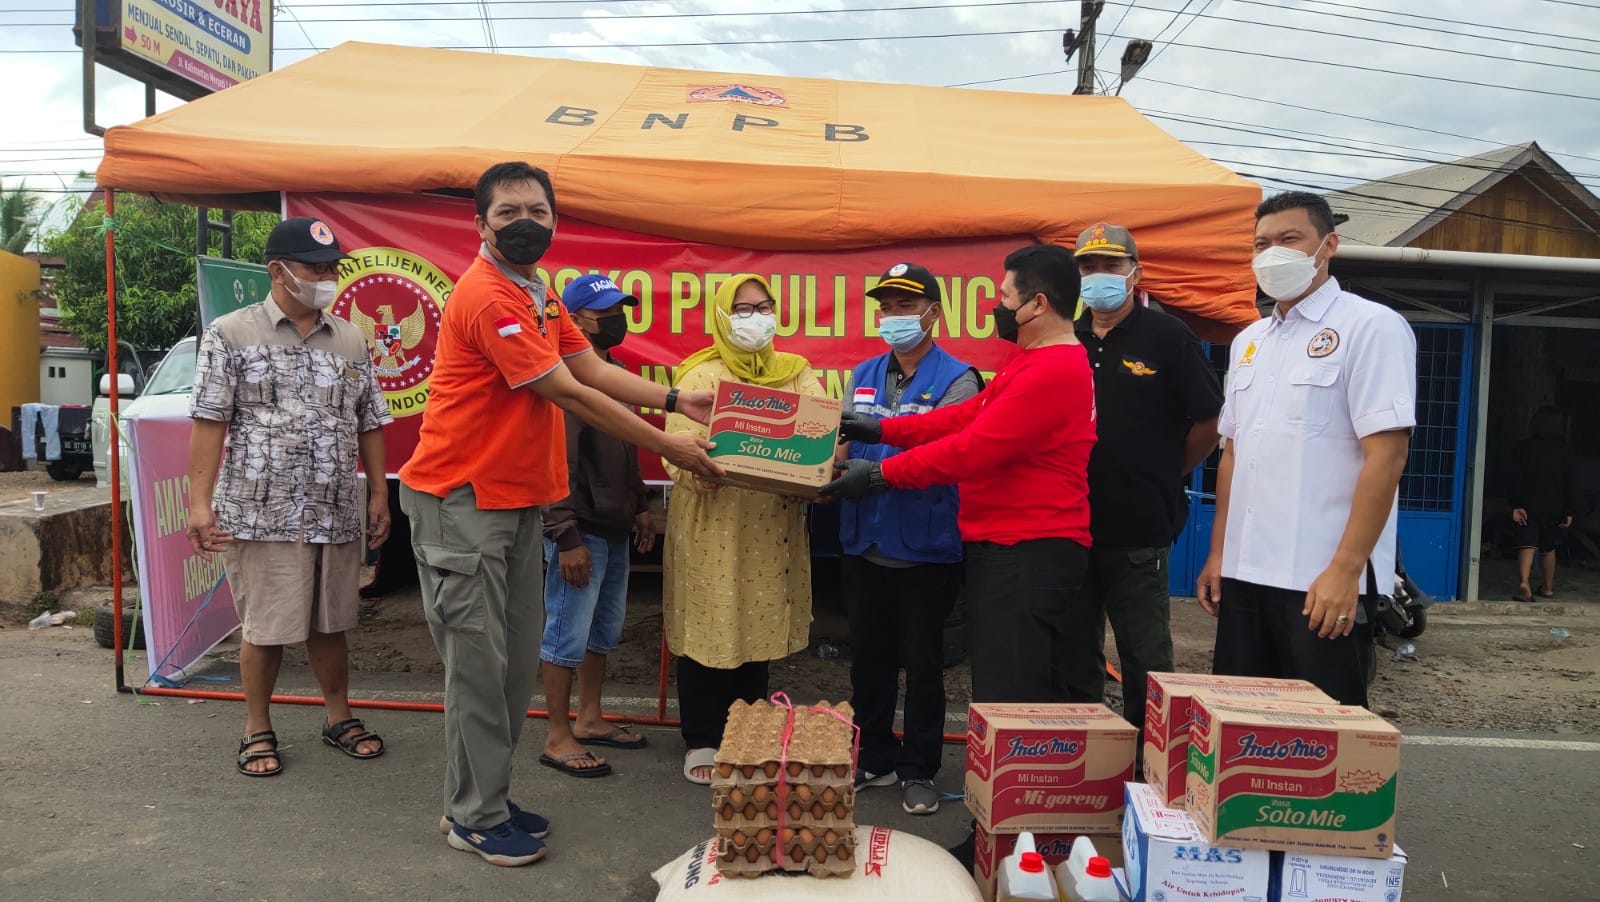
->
[[287, 192, 1028, 479]]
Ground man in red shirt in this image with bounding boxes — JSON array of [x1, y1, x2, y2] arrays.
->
[[400, 162, 721, 868], [823, 244, 1097, 704]]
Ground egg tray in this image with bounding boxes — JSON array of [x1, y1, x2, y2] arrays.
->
[[712, 783, 855, 826], [712, 699, 856, 786], [714, 827, 857, 878]]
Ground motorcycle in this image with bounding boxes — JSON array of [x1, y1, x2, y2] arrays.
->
[[1359, 546, 1433, 686]]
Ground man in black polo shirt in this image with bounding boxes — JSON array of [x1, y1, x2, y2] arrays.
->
[[1072, 223, 1223, 751]]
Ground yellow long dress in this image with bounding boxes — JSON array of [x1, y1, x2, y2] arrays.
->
[[662, 358, 820, 669]]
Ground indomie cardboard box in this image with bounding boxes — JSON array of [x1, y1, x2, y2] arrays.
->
[[706, 381, 841, 498], [1187, 699, 1400, 860], [1144, 673, 1334, 807], [965, 703, 1137, 835], [1269, 845, 1407, 902], [1121, 782, 1270, 902], [972, 827, 1122, 902]]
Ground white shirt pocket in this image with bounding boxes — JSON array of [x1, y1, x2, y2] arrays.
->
[[1285, 361, 1341, 429]]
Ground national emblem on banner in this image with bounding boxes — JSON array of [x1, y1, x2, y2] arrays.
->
[[332, 247, 451, 420]]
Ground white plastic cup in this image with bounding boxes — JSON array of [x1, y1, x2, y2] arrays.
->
[[32, 491, 47, 512]]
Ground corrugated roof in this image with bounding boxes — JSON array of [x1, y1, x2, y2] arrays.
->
[[1327, 142, 1600, 247]]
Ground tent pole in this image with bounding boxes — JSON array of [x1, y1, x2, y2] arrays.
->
[[105, 188, 129, 693]]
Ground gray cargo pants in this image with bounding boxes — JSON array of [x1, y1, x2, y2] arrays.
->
[[399, 482, 544, 830]]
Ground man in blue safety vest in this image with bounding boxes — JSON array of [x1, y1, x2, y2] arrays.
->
[[838, 262, 982, 816]]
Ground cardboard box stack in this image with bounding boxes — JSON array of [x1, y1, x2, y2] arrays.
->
[[964, 703, 1136, 901], [1119, 782, 1270, 902], [710, 699, 857, 878], [705, 380, 841, 498], [1144, 673, 1334, 807], [1185, 698, 1401, 860]]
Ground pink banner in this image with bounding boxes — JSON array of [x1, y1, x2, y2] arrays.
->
[[126, 415, 239, 683]]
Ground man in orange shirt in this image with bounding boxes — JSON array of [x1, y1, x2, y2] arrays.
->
[[400, 162, 721, 868]]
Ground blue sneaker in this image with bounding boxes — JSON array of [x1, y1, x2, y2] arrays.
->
[[446, 818, 547, 867], [438, 802, 551, 839]]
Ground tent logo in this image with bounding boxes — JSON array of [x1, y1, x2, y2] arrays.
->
[[687, 84, 787, 107]]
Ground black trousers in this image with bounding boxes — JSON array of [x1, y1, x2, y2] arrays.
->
[[965, 538, 1095, 703], [1086, 545, 1175, 739], [677, 655, 770, 750], [844, 556, 961, 781], [1212, 578, 1369, 707]]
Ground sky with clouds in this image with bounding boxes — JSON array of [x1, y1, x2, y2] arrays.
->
[[4, 0, 1599, 228]]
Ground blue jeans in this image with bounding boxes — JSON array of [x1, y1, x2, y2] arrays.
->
[[540, 535, 630, 668]]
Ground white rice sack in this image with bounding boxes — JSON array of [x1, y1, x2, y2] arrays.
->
[[652, 826, 982, 902]]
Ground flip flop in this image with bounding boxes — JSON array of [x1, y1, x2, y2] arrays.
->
[[539, 751, 612, 779], [577, 725, 648, 749], [1513, 591, 1534, 603], [1536, 590, 1556, 599], [683, 747, 717, 785]]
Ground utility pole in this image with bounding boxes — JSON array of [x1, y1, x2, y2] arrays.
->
[[1074, 0, 1103, 95]]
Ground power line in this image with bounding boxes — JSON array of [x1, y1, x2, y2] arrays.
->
[[1139, 6, 1600, 75], [947, 69, 1071, 87], [1232, 0, 1600, 53], [1103, 31, 1600, 99], [1143, 0, 1210, 71], [1092, 0, 1136, 72], [2, 27, 1068, 53], [1130, 76, 1600, 166]]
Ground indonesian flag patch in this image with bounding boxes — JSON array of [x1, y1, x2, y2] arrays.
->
[[853, 387, 877, 410], [494, 316, 522, 338]]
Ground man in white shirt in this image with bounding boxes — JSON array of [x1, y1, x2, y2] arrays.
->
[[1197, 192, 1416, 707]]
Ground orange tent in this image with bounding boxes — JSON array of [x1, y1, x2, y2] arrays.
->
[[96, 42, 1261, 337]]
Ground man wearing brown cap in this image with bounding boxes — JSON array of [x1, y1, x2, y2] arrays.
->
[[187, 216, 393, 778], [1072, 223, 1223, 755]]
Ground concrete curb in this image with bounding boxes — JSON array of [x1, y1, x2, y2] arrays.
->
[[1430, 600, 1589, 617]]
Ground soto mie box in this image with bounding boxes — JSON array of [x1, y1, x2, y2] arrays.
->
[[1120, 782, 1270, 902], [1145, 673, 1334, 807], [1186, 698, 1400, 860], [965, 703, 1137, 835], [1269, 845, 1408, 902], [705, 381, 841, 498], [972, 827, 1122, 902]]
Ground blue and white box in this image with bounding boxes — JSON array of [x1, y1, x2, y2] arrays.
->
[[1121, 782, 1270, 902], [1270, 846, 1407, 902]]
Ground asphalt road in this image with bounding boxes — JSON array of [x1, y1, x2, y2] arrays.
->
[[0, 626, 1595, 901]]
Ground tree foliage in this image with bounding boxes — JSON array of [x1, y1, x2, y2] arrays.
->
[[46, 197, 277, 351], [0, 179, 43, 254]]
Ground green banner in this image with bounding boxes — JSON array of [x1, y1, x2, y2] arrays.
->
[[196, 256, 271, 329]]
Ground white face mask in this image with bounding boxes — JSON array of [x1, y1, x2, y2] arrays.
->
[[1252, 236, 1329, 302], [720, 308, 777, 352], [279, 265, 339, 310]]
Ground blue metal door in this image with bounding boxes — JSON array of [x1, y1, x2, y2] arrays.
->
[[1396, 323, 1471, 600]]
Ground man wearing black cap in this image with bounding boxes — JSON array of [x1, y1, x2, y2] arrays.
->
[[1072, 222, 1223, 753], [839, 263, 981, 815], [187, 217, 393, 778]]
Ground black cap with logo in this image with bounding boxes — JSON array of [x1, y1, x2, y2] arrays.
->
[[866, 262, 943, 305], [265, 216, 351, 264]]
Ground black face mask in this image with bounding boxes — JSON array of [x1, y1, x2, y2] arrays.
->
[[589, 315, 629, 350], [992, 301, 1026, 343], [493, 218, 554, 266]]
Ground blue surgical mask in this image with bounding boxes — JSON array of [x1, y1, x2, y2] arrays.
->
[[878, 313, 928, 351], [1079, 272, 1130, 312]]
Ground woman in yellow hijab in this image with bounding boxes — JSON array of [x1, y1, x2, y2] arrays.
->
[[664, 274, 824, 784]]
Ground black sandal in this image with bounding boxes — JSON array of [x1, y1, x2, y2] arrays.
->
[[322, 717, 385, 760], [237, 730, 283, 777]]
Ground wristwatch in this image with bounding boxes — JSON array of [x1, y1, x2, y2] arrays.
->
[[664, 388, 680, 414]]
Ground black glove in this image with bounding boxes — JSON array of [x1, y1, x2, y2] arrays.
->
[[837, 410, 884, 445], [818, 459, 889, 500]]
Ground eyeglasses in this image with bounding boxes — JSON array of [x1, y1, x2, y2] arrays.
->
[[304, 262, 342, 277], [730, 301, 776, 318]]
